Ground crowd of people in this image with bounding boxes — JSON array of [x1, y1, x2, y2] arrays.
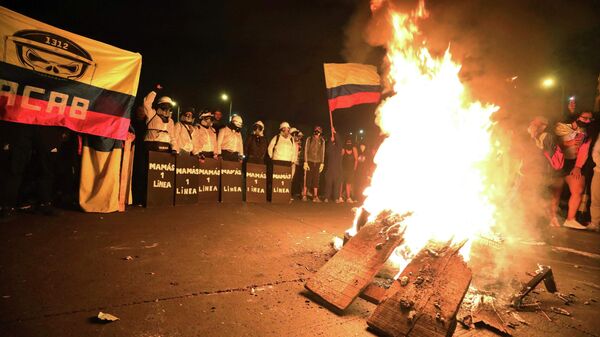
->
[[137, 86, 376, 204], [527, 100, 600, 232]]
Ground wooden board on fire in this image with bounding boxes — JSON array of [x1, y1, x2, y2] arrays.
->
[[304, 211, 409, 311], [367, 240, 472, 337]]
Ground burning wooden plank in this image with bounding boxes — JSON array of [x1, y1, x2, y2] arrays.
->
[[367, 240, 472, 337], [304, 211, 409, 311]]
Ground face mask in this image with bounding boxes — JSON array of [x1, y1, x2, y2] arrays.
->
[[344, 143, 352, 150], [576, 119, 591, 128], [158, 114, 170, 123], [201, 118, 213, 128]]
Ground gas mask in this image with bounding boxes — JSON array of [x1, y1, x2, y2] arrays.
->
[[253, 124, 264, 136], [201, 117, 213, 128], [156, 104, 172, 123], [576, 119, 591, 129], [180, 112, 194, 125]]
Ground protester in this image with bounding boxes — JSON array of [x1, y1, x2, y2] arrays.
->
[[290, 127, 305, 199], [527, 116, 564, 227], [323, 130, 343, 203], [355, 142, 373, 203], [589, 135, 600, 232], [553, 110, 593, 229], [267, 122, 296, 166], [213, 110, 226, 133], [172, 108, 200, 156], [341, 136, 358, 203], [217, 115, 244, 161], [0, 123, 66, 220], [195, 111, 218, 160], [303, 126, 325, 202], [143, 86, 176, 152], [244, 120, 268, 164]]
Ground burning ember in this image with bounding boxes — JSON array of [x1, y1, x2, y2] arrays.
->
[[351, 0, 503, 271]]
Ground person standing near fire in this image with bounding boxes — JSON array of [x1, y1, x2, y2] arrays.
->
[[341, 136, 358, 203], [217, 114, 244, 162], [172, 108, 200, 156], [195, 111, 218, 160], [553, 110, 593, 229], [268, 122, 296, 167], [323, 129, 343, 203], [244, 120, 268, 164], [303, 126, 325, 202], [143, 85, 176, 152]]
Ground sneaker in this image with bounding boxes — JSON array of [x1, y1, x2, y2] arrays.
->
[[335, 198, 344, 204], [313, 197, 321, 203], [346, 198, 356, 204], [301, 195, 307, 202], [587, 222, 600, 232], [323, 198, 329, 203], [563, 219, 587, 230]]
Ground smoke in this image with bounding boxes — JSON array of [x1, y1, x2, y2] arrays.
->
[[341, 0, 600, 282]]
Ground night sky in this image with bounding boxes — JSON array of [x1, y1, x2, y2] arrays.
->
[[4, 0, 600, 140]]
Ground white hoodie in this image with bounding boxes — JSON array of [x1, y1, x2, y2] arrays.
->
[[268, 133, 297, 162]]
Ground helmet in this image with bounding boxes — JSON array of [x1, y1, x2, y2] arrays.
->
[[157, 96, 175, 107], [314, 125, 322, 133], [279, 122, 290, 130], [232, 115, 243, 128], [289, 127, 298, 135], [200, 111, 214, 119]]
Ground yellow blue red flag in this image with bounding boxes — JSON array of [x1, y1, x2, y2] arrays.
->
[[0, 6, 142, 140], [323, 63, 381, 112]]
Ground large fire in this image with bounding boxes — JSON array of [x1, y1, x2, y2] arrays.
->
[[351, 0, 504, 272]]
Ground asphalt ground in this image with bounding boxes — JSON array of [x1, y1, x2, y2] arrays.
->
[[0, 203, 599, 337]]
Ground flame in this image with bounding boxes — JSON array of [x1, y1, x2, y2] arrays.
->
[[352, 0, 504, 271]]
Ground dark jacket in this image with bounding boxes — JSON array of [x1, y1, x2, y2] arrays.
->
[[244, 134, 268, 163]]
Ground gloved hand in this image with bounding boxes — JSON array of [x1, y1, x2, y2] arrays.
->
[[319, 163, 324, 173], [303, 162, 310, 171]]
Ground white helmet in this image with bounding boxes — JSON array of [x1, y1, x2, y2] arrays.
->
[[157, 96, 175, 107], [254, 120, 265, 129], [279, 122, 290, 130], [289, 127, 298, 135], [232, 115, 243, 128]]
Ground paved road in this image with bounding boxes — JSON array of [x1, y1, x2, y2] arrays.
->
[[0, 203, 598, 337]]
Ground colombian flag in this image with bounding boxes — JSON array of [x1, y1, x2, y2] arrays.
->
[[324, 63, 381, 112], [0, 6, 141, 141]]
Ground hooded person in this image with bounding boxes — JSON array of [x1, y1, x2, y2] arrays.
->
[[268, 122, 297, 167], [341, 135, 358, 203], [143, 86, 176, 152], [172, 108, 200, 156], [244, 120, 268, 164], [217, 114, 244, 161], [323, 129, 343, 203], [303, 125, 326, 202], [195, 111, 218, 160], [290, 127, 305, 198]]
